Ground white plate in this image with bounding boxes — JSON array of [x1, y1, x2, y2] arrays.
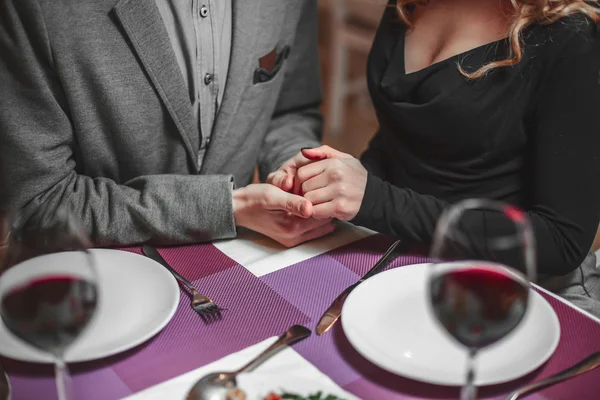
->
[[0, 249, 179, 363], [238, 373, 359, 399], [341, 263, 560, 386]]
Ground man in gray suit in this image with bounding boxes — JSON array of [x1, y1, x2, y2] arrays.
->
[[0, 0, 333, 247]]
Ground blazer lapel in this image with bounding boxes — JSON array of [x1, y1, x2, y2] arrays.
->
[[113, 0, 199, 165], [199, 0, 261, 174]]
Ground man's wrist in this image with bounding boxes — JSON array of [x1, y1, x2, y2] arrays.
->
[[232, 188, 248, 228]]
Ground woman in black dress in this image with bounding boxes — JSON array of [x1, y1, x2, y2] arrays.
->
[[272, 0, 600, 316]]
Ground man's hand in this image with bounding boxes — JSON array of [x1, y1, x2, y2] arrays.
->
[[232, 184, 336, 248], [267, 149, 316, 195], [296, 146, 368, 221]]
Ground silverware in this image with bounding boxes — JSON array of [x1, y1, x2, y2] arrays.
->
[[316, 239, 404, 335], [142, 245, 222, 322], [505, 351, 600, 400], [0, 360, 10, 400], [186, 325, 311, 400]]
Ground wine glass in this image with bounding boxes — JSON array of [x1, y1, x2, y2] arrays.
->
[[0, 208, 98, 400], [428, 199, 536, 400]]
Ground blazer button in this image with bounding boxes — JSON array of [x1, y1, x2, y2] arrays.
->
[[204, 73, 213, 85]]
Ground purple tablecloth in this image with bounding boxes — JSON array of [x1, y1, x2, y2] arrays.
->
[[3, 234, 600, 399]]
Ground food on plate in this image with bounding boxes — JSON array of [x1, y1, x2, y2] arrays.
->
[[273, 392, 346, 400], [226, 389, 247, 400], [228, 388, 346, 400]]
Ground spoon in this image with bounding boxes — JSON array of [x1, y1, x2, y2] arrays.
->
[[505, 351, 600, 400], [186, 325, 311, 400]]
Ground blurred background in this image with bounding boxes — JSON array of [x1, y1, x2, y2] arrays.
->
[[317, 0, 387, 158]]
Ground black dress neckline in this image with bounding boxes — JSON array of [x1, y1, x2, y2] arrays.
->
[[400, 23, 510, 76]]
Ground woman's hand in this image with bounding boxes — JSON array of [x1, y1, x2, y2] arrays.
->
[[296, 146, 368, 221]]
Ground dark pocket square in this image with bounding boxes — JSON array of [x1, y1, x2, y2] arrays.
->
[[254, 45, 291, 84]]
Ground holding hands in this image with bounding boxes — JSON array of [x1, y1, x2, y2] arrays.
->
[[246, 145, 366, 248], [232, 184, 335, 248], [270, 146, 368, 221]]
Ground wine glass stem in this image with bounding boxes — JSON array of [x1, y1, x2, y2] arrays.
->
[[460, 348, 478, 400], [55, 357, 73, 400]]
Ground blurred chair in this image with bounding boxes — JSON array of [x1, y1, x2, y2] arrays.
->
[[321, 0, 388, 136]]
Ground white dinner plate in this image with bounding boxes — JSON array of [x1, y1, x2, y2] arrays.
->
[[0, 249, 179, 363], [341, 263, 560, 386], [237, 373, 359, 400]]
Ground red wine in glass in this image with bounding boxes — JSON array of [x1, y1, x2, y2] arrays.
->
[[429, 261, 529, 350], [1, 275, 97, 356]]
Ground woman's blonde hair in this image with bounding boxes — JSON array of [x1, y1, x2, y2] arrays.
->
[[396, 0, 600, 78]]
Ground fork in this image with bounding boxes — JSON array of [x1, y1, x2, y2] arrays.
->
[[0, 360, 10, 400], [142, 245, 222, 322]]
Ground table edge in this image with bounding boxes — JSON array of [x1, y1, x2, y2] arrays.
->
[[532, 283, 600, 325]]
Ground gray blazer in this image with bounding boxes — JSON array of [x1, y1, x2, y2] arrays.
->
[[0, 0, 322, 246]]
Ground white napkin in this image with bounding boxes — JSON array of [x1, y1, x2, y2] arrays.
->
[[123, 337, 358, 400], [214, 221, 375, 277]]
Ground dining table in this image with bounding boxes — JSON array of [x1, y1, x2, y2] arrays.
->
[[2, 221, 600, 399]]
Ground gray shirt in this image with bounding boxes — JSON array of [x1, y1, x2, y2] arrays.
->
[[155, 0, 232, 167]]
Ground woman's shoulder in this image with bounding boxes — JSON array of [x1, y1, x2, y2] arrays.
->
[[528, 13, 600, 58], [523, 13, 600, 107]]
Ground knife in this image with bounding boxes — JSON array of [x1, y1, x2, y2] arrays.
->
[[316, 239, 405, 335], [0, 360, 10, 400]]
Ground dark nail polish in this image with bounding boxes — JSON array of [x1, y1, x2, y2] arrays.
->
[[301, 147, 313, 151]]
